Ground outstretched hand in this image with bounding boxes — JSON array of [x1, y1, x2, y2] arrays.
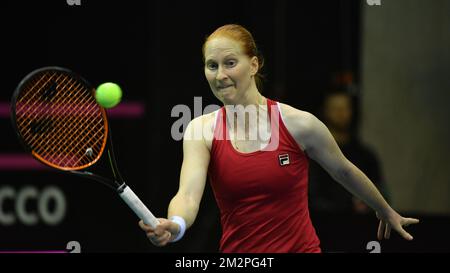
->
[[376, 211, 420, 241]]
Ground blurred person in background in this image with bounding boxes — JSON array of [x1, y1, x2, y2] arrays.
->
[[309, 89, 389, 214]]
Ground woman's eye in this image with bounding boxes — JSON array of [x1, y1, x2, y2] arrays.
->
[[226, 60, 236, 67], [207, 63, 217, 70]]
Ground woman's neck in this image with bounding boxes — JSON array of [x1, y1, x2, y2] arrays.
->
[[224, 81, 265, 108]]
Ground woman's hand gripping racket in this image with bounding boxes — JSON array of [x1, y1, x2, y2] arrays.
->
[[10, 66, 159, 228]]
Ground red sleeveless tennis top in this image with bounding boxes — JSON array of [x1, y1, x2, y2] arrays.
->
[[208, 99, 321, 253]]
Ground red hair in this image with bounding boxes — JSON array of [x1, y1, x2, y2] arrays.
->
[[203, 24, 265, 90]]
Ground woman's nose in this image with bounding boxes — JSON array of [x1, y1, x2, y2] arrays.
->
[[215, 66, 228, 81]]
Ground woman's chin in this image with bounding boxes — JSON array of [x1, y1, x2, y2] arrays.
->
[[216, 89, 237, 103]]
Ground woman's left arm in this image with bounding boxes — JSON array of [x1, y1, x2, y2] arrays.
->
[[284, 107, 419, 240]]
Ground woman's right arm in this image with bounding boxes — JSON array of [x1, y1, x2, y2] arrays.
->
[[168, 116, 211, 228], [139, 116, 211, 246]]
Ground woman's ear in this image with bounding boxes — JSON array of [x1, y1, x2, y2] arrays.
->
[[250, 56, 259, 76]]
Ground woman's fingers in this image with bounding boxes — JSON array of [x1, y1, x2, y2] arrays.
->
[[379, 216, 420, 241], [384, 223, 391, 239], [403, 218, 420, 227], [376, 209, 420, 241], [377, 220, 385, 241], [139, 220, 154, 232], [139, 217, 182, 246], [394, 217, 419, 240], [396, 226, 414, 241], [139, 219, 173, 246], [154, 221, 171, 236], [149, 230, 172, 246]]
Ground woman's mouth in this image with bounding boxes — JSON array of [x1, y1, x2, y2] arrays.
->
[[217, 85, 233, 90]]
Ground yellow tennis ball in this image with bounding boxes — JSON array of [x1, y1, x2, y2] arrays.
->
[[95, 82, 122, 108]]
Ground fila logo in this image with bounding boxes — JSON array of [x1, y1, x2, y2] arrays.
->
[[278, 154, 290, 166]]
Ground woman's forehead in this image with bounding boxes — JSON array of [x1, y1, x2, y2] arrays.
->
[[204, 37, 243, 59]]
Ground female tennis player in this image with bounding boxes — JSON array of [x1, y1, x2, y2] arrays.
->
[[139, 24, 419, 252]]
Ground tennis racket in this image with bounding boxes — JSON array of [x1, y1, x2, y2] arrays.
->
[[10, 66, 159, 228]]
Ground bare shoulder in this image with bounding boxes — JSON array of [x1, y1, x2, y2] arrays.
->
[[278, 103, 317, 132], [184, 110, 218, 151], [278, 102, 320, 150], [201, 110, 217, 127]]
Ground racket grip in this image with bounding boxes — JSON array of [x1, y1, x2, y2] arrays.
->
[[118, 184, 159, 228]]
